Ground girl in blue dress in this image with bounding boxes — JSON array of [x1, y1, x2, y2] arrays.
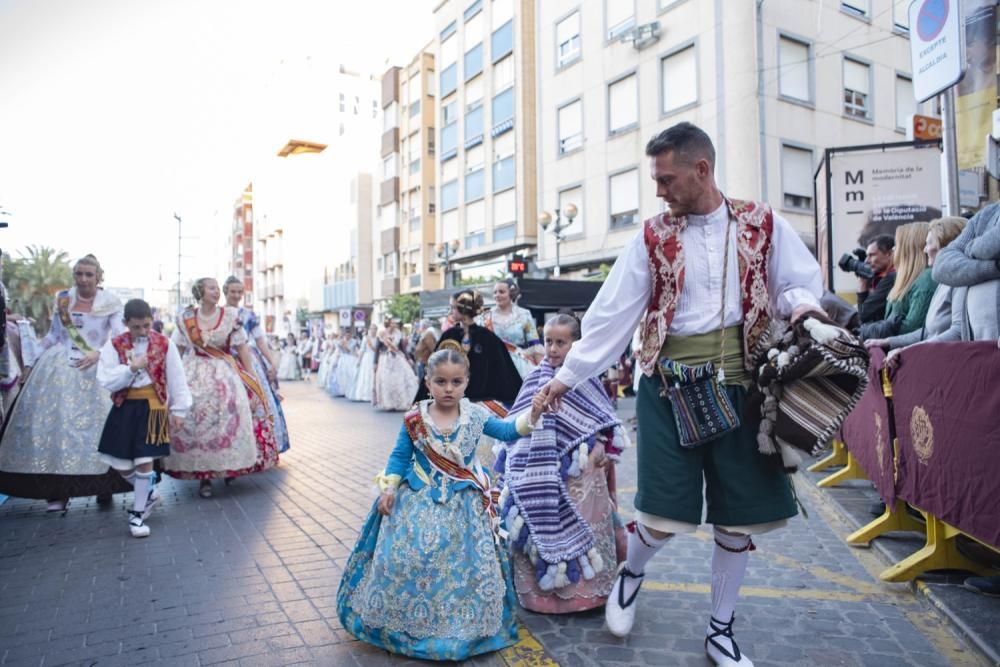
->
[[337, 345, 544, 661]]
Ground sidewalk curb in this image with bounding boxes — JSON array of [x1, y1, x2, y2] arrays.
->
[[810, 476, 1000, 666]]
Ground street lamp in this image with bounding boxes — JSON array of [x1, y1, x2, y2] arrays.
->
[[436, 239, 461, 288], [538, 203, 578, 277]]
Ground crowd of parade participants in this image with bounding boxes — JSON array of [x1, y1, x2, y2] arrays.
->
[[2, 121, 999, 666]]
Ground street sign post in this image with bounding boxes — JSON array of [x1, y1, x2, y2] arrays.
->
[[909, 0, 966, 102], [339, 309, 351, 327]]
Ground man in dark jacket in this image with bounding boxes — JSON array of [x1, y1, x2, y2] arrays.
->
[[857, 235, 896, 323]]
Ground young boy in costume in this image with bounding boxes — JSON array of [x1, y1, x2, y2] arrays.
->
[[96, 299, 192, 537]]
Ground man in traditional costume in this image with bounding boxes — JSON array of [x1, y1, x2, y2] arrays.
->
[[97, 299, 191, 537], [537, 123, 824, 667]]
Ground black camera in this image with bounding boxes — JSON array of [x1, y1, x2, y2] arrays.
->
[[837, 248, 874, 280]]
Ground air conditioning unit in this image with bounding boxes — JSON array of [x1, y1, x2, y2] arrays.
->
[[619, 21, 661, 51]]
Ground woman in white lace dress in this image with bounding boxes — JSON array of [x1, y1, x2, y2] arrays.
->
[[0, 255, 129, 512], [348, 324, 378, 403], [373, 319, 418, 411]]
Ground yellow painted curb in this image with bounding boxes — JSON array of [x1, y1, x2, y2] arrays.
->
[[498, 623, 561, 667]]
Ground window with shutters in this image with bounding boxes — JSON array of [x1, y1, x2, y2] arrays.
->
[[781, 144, 814, 211], [494, 188, 515, 227], [492, 87, 515, 136], [895, 75, 915, 131], [660, 44, 697, 114], [465, 104, 484, 148], [466, 78, 484, 109], [556, 11, 581, 68], [465, 44, 483, 81], [843, 57, 871, 120], [608, 73, 638, 135], [893, 0, 909, 32], [441, 180, 459, 211], [492, 0, 513, 28], [492, 20, 514, 63], [778, 36, 812, 103], [606, 0, 635, 41], [609, 168, 639, 229], [494, 55, 515, 91], [440, 34, 458, 66], [465, 168, 485, 202], [841, 0, 869, 18], [557, 99, 583, 155], [465, 11, 484, 47], [466, 200, 485, 233]]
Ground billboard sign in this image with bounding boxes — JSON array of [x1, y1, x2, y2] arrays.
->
[[823, 145, 942, 293]]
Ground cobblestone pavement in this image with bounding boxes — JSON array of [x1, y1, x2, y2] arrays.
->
[[0, 383, 988, 666]]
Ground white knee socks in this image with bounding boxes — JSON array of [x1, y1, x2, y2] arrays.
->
[[132, 471, 153, 514], [710, 528, 753, 626], [623, 523, 672, 598]]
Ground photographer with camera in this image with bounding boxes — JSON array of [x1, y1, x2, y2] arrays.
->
[[845, 235, 896, 324]]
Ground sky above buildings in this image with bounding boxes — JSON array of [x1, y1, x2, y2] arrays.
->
[[0, 0, 435, 299]]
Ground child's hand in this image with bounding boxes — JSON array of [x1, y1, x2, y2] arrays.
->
[[377, 492, 395, 516], [530, 392, 546, 422]]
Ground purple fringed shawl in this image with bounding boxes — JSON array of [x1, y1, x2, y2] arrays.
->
[[500, 360, 621, 575]]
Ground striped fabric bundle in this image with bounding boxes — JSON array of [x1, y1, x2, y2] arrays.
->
[[498, 361, 622, 591], [750, 315, 869, 466]]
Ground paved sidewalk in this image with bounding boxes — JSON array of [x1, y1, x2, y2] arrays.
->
[[0, 384, 989, 666]]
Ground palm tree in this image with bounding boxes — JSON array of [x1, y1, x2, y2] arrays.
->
[[3, 245, 72, 334]]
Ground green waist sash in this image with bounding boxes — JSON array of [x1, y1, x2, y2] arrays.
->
[[659, 325, 749, 387]]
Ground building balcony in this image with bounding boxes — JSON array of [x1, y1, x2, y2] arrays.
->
[[381, 67, 400, 108], [380, 177, 400, 206], [381, 128, 399, 158], [382, 276, 399, 296], [381, 227, 400, 253]]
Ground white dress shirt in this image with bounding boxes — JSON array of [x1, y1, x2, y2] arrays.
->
[[97, 337, 193, 417], [556, 202, 823, 389]]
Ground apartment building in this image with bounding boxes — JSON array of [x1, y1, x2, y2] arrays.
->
[[378, 48, 442, 300], [536, 0, 926, 276], [428, 0, 539, 284], [228, 184, 255, 303]]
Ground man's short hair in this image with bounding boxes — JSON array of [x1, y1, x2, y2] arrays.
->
[[123, 299, 153, 321], [870, 235, 895, 254], [645, 122, 716, 168]]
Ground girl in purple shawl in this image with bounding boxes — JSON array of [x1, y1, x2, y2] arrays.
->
[[496, 314, 629, 614]]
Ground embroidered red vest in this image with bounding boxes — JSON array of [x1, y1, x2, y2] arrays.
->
[[111, 330, 170, 406], [638, 198, 774, 376]]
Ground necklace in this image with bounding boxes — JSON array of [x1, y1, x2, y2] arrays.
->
[[75, 293, 95, 303]]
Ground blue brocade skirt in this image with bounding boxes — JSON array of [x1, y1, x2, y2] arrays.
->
[[337, 484, 518, 661]]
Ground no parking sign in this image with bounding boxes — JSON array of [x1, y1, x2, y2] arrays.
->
[[909, 0, 966, 101]]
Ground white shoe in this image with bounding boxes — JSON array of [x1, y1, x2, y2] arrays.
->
[[705, 615, 753, 666], [141, 489, 161, 521], [605, 563, 644, 637], [128, 511, 150, 538]]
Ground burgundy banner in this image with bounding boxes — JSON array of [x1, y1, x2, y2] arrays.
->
[[840, 347, 896, 507], [891, 342, 1000, 549]]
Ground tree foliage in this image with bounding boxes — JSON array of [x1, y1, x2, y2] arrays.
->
[[3, 245, 72, 334], [386, 293, 421, 324]]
